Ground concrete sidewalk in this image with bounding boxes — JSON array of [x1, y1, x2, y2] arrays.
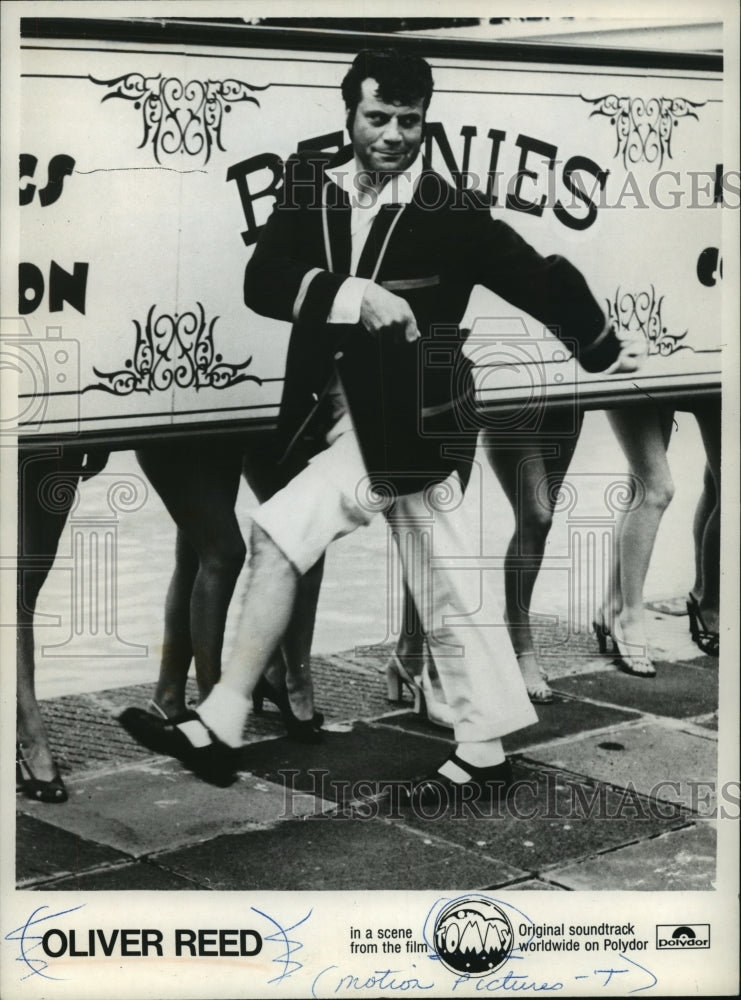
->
[[17, 618, 718, 893]]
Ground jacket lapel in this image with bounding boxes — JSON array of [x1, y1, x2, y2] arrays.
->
[[322, 174, 351, 275], [322, 159, 440, 279], [355, 203, 406, 280]]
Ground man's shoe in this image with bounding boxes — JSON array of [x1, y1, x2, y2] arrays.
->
[[118, 707, 238, 787], [406, 754, 513, 812]]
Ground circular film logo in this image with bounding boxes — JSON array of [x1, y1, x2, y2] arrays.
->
[[434, 897, 513, 976]]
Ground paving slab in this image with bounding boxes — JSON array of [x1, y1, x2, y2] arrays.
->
[[38, 658, 395, 780], [154, 817, 527, 891], [526, 720, 718, 814], [17, 759, 330, 858], [47, 861, 201, 891], [399, 761, 687, 873], [693, 712, 718, 732], [40, 685, 289, 775], [16, 813, 129, 888], [546, 821, 716, 890], [300, 656, 391, 721], [233, 722, 450, 804], [375, 697, 641, 753], [551, 657, 718, 718]]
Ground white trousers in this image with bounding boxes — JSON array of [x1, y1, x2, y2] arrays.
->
[[252, 421, 537, 743]]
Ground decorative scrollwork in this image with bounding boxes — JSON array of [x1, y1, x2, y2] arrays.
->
[[89, 73, 268, 164], [88, 303, 262, 395], [583, 94, 704, 168], [606, 287, 688, 357]]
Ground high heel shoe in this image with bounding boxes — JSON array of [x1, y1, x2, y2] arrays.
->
[[251, 676, 324, 744], [611, 621, 656, 678], [516, 651, 554, 704], [16, 742, 68, 804], [385, 652, 423, 712], [592, 614, 612, 655], [687, 594, 719, 657], [385, 652, 455, 728]]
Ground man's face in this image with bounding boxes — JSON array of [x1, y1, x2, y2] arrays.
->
[[349, 77, 425, 175]]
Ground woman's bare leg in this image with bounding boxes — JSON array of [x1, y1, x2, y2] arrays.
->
[[484, 413, 582, 699], [604, 406, 675, 664], [691, 401, 721, 632], [17, 448, 81, 781], [135, 441, 245, 714], [242, 448, 323, 723]]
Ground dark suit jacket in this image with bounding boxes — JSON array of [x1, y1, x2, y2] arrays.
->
[[244, 149, 621, 494]]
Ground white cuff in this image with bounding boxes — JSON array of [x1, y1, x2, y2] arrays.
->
[[292, 267, 323, 322], [328, 277, 371, 324]]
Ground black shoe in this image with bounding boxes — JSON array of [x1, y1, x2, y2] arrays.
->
[[252, 676, 324, 744], [687, 594, 719, 656], [405, 754, 513, 812], [118, 707, 238, 787], [16, 743, 68, 804]]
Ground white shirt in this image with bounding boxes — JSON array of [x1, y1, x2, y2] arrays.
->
[[292, 153, 423, 325]]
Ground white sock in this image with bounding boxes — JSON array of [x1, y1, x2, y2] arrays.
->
[[454, 739, 506, 769], [196, 683, 249, 748]]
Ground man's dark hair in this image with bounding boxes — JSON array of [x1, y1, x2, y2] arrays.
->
[[341, 48, 434, 122]]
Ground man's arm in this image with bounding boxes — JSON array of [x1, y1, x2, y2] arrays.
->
[[244, 154, 419, 341], [242, 168, 345, 327], [461, 200, 632, 373]]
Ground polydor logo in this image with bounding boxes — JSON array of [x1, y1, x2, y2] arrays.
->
[[656, 924, 710, 949]]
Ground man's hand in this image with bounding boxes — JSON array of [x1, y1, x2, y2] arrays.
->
[[605, 335, 648, 374], [359, 283, 420, 342]]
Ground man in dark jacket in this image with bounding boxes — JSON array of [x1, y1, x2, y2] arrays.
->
[[146, 48, 644, 802]]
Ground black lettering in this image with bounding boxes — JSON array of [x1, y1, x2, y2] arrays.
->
[[721, 168, 741, 208], [42, 930, 67, 958], [120, 929, 141, 956], [506, 133, 558, 216], [484, 128, 506, 206], [19, 153, 37, 206], [424, 122, 477, 189], [199, 929, 218, 956], [697, 247, 721, 287], [227, 152, 283, 246], [714, 163, 723, 204], [19, 262, 44, 314], [97, 928, 119, 956], [554, 155, 607, 230], [49, 260, 88, 313], [69, 930, 88, 957], [219, 929, 239, 956], [175, 929, 196, 956], [240, 929, 262, 956], [142, 929, 164, 956], [39, 154, 76, 207]]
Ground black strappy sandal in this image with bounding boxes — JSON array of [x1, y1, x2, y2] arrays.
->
[[16, 742, 68, 804], [687, 594, 719, 657]]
